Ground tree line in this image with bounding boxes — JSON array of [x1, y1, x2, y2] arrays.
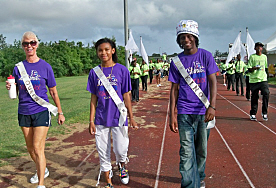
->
[[0, 34, 126, 78]]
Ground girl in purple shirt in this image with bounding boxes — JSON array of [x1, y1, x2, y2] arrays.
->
[[87, 38, 138, 188]]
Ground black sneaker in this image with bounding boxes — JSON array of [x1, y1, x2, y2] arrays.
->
[[250, 115, 256, 121], [262, 114, 268, 121]]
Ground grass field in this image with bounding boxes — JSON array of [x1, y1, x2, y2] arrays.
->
[[0, 75, 91, 163]]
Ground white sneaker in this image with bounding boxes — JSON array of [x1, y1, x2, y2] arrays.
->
[[262, 114, 268, 121], [250, 115, 256, 121], [159, 84, 162, 86], [30, 167, 49, 184], [200, 180, 205, 188], [157, 84, 159, 87], [36, 186, 46, 188], [119, 166, 129, 184]]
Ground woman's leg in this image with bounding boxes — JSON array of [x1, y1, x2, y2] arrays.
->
[[112, 126, 129, 184], [22, 126, 49, 185], [95, 125, 113, 185], [21, 127, 37, 163], [32, 126, 49, 185]]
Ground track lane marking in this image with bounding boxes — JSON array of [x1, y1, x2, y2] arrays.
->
[[218, 93, 276, 136], [154, 100, 170, 188], [215, 126, 256, 188]]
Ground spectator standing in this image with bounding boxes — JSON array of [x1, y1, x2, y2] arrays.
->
[[154, 59, 163, 87], [235, 54, 245, 96], [149, 59, 155, 84], [129, 59, 141, 102], [226, 60, 236, 91], [140, 60, 149, 91], [247, 42, 269, 121]]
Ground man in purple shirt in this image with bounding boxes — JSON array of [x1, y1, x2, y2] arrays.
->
[[169, 20, 218, 188]]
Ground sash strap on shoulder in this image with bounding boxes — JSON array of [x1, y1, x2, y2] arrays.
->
[[172, 56, 215, 129], [16, 62, 58, 116], [93, 66, 128, 137]]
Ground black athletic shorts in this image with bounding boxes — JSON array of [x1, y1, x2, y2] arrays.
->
[[18, 110, 51, 127]]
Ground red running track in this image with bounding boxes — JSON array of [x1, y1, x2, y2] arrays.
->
[[1, 75, 275, 188]]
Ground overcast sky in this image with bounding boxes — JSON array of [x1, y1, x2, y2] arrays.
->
[[1, 0, 276, 56]]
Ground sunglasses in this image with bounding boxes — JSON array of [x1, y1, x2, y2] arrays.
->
[[22, 40, 37, 47]]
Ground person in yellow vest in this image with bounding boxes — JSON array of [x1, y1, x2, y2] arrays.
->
[[154, 59, 163, 87], [244, 62, 251, 101], [140, 60, 149, 91], [149, 59, 155, 84], [235, 54, 245, 96], [128, 59, 141, 102], [247, 42, 269, 121], [162, 60, 170, 76], [226, 60, 235, 91]]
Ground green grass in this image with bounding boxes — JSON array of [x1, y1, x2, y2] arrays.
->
[[268, 77, 276, 85], [0, 75, 91, 159], [1, 75, 275, 160]]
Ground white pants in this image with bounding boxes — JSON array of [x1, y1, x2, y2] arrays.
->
[[95, 125, 129, 172]]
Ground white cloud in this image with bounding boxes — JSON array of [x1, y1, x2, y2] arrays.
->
[[1, 0, 276, 55]]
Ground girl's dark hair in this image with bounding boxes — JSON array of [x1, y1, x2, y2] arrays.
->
[[176, 34, 199, 49], [95, 38, 118, 63]]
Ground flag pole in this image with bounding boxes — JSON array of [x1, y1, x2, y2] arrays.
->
[[124, 0, 129, 69]]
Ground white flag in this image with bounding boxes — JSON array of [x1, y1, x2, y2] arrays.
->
[[125, 30, 139, 62], [240, 43, 247, 62], [226, 31, 242, 65], [140, 37, 148, 65], [246, 28, 255, 60]]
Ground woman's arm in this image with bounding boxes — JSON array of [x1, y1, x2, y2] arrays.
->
[[89, 93, 98, 135], [123, 91, 138, 129], [49, 86, 65, 125]]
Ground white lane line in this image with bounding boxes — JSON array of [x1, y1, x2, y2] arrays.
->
[[74, 150, 95, 173], [218, 93, 276, 136], [215, 126, 256, 188], [154, 100, 170, 188]]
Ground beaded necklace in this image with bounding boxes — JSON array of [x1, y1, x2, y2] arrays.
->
[[101, 63, 115, 79]]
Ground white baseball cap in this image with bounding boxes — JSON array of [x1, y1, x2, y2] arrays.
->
[[176, 20, 199, 39]]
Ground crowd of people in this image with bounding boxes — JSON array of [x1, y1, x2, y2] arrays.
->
[[5, 19, 270, 188], [217, 41, 270, 121], [128, 56, 171, 102]]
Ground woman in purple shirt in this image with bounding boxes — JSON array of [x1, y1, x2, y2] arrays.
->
[[87, 38, 138, 188], [6, 31, 65, 188]]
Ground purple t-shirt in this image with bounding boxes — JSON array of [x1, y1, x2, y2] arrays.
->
[[168, 48, 219, 115], [13, 59, 56, 115], [87, 63, 132, 127]]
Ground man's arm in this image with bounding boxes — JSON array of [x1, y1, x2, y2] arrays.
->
[[169, 82, 179, 133], [205, 73, 217, 122]]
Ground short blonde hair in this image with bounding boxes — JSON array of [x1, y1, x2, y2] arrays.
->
[[21, 31, 39, 48]]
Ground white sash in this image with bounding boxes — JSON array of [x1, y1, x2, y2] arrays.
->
[[16, 61, 58, 116], [93, 66, 128, 137], [172, 56, 215, 129]]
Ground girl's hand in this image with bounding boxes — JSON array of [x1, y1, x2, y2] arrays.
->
[[89, 122, 96, 135], [129, 118, 139, 130]]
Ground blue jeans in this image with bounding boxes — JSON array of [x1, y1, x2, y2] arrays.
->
[[177, 114, 210, 188]]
